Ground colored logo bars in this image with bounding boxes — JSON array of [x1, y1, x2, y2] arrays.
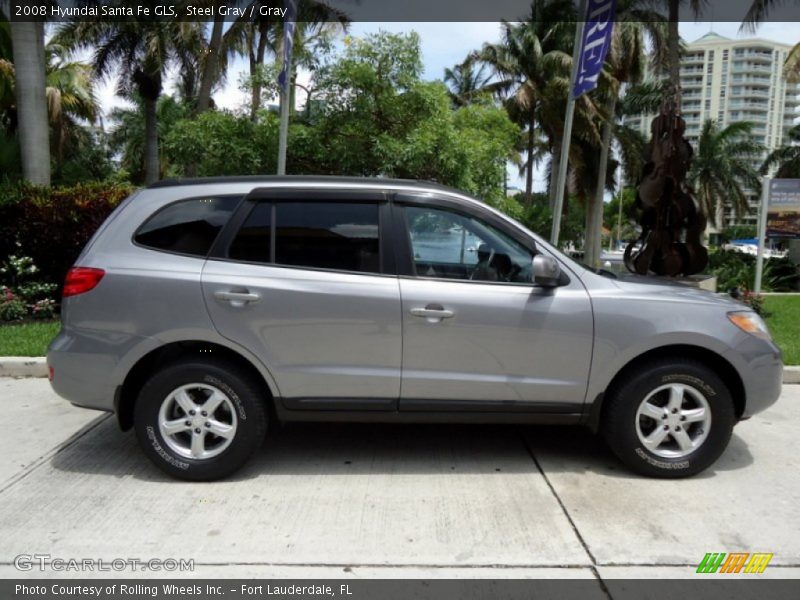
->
[[696, 552, 774, 574]]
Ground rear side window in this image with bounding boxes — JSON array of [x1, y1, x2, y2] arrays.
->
[[227, 201, 381, 274], [135, 196, 240, 256], [276, 203, 380, 273]]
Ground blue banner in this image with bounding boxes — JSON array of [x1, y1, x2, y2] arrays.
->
[[277, 0, 297, 90], [572, 0, 616, 98]]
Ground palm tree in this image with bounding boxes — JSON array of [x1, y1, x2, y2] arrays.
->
[[762, 124, 800, 178], [688, 119, 764, 226], [56, 8, 203, 184], [479, 0, 576, 204], [44, 42, 99, 165], [584, 3, 668, 266], [444, 54, 493, 107], [107, 95, 188, 183], [665, 0, 706, 90], [225, 0, 348, 121], [9, 20, 50, 184]]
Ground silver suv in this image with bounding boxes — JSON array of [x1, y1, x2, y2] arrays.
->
[[48, 177, 783, 480]]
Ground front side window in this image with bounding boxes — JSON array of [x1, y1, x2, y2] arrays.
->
[[404, 206, 533, 284], [135, 196, 240, 256]]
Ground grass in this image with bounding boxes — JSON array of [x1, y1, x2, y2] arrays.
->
[[764, 295, 800, 366], [0, 320, 60, 357]]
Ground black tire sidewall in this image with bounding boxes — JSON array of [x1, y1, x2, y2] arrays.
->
[[134, 361, 266, 481], [603, 361, 735, 478]]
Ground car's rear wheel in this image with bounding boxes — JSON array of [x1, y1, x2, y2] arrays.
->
[[601, 359, 735, 478], [134, 359, 267, 481]]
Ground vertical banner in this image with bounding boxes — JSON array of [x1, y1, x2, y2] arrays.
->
[[278, 0, 297, 91], [766, 179, 800, 238], [572, 0, 616, 99]]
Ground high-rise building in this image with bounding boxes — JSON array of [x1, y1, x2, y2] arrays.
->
[[625, 33, 799, 230]]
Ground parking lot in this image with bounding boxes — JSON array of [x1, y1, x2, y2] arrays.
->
[[1, 378, 799, 583]]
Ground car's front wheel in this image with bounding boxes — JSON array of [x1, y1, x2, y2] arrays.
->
[[602, 359, 735, 478], [134, 358, 267, 481]]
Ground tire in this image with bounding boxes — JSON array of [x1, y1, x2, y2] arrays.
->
[[601, 358, 735, 478], [134, 358, 268, 481]]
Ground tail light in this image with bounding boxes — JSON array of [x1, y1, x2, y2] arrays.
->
[[63, 267, 105, 298]]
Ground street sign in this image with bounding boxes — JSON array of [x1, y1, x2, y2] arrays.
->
[[766, 179, 800, 239]]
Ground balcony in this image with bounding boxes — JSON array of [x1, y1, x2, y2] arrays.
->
[[732, 62, 773, 75], [730, 88, 771, 99], [728, 101, 768, 110], [734, 50, 774, 62], [681, 78, 704, 88], [731, 75, 772, 85]]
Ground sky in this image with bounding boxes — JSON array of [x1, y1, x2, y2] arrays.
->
[[91, 20, 800, 191]]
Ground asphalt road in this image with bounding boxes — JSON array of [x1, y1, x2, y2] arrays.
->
[[1, 378, 798, 583]]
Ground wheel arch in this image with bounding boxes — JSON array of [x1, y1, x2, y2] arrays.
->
[[115, 340, 277, 431], [584, 344, 746, 432]]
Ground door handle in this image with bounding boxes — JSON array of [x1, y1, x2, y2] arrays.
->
[[410, 304, 455, 321], [214, 290, 261, 307]]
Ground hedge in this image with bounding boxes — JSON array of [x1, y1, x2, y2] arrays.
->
[[0, 182, 135, 292]]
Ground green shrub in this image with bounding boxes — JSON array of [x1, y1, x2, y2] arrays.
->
[[708, 249, 799, 293], [0, 181, 134, 292]]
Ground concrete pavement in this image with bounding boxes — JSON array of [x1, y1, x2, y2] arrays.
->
[[0, 378, 798, 584]]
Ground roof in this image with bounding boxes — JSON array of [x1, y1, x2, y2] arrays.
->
[[692, 32, 731, 44], [147, 175, 452, 191]]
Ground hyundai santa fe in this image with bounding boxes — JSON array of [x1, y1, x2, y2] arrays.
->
[[47, 176, 783, 480]]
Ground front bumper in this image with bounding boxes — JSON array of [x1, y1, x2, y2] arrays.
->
[[724, 335, 783, 419]]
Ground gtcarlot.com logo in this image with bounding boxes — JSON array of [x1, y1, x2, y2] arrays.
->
[[14, 554, 194, 572], [696, 552, 773, 574]]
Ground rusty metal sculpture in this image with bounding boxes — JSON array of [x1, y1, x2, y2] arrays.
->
[[624, 96, 708, 277]]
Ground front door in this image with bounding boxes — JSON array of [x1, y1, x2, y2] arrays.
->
[[396, 201, 593, 412]]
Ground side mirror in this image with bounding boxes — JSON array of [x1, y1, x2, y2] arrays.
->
[[532, 255, 561, 287]]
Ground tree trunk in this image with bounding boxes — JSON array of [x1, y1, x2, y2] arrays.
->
[[524, 111, 535, 206], [197, 15, 225, 114], [250, 23, 269, 122], [143, 96, 160, 185], [10, 21, 50, 185], [586, 98, 616, 268]]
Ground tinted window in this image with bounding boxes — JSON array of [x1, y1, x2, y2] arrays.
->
[[404, 206, 533, 283], [229, 203, 272, 263], [275, 203, 380, 273], [135, 196, 239, 256]]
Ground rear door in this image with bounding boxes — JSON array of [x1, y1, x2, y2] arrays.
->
[[202, 188, 402, 410], [394, 195, 594, 412]]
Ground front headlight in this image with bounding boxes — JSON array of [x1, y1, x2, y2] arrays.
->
[[727, 311, 772, 341]]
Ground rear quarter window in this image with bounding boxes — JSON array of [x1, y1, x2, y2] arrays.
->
[[134, 196, 240, 257]]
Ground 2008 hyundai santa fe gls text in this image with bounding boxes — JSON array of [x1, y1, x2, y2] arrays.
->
[[47, 176, 783, 480]]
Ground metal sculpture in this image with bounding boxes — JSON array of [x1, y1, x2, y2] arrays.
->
[[624, 97, 708, 277]]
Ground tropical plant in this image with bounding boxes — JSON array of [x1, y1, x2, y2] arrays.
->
[[225, 0, 348, 121], [478, 0, 577, 204], [55, 9, 204, 184], [762, 123, 800, 178], [688, 119, 764, 226], [444, 54, 493, 107], [43, 42, 99, 164], [106, 95, 189, 183]]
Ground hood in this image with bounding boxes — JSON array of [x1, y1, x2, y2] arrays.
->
[[587, 271, 748, 311]]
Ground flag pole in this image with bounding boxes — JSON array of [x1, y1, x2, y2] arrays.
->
[[551, 0, 587, 246]]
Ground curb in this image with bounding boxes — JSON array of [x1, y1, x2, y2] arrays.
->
[[0, 357, 48, 378], [0, 358, 799, 384]]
